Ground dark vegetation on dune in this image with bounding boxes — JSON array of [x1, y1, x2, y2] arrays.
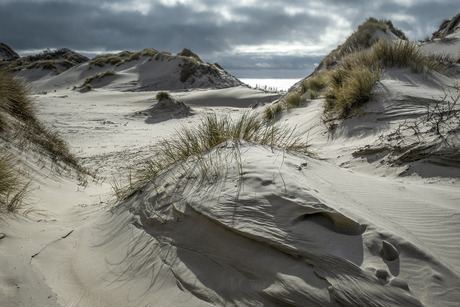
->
[[432, 12, 460, 39], [0, 46, 89, 73], [0, 43, 241, 91]]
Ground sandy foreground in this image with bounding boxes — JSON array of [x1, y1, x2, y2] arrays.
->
[[2, 47, 460, 306]]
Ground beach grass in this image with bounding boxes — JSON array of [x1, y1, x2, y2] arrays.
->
[[90, 54, 124, 67], [83, 70, 117, 88], [263, 102, 284, 120], [1, 69, 86, 215], [284, 92, 306, 109], [113, 111, 309, 200], [0, 155, 31, 215], [323, 39, 443, 119], [301, 71, 329, 99]]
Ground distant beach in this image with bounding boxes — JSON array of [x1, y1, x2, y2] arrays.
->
[[239, 78, 301, 92]]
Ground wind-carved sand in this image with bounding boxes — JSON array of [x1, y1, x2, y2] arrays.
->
[[1, 14, 460, 306]]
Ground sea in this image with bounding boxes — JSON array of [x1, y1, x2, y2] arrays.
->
[[239, 78, 302, 92]]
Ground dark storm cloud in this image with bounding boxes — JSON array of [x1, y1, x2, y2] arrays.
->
[[0, 0, 458, 77]]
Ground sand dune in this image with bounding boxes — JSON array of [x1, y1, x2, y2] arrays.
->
[[10, 49, 243, 93]]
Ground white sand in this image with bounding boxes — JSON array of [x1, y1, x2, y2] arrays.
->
[[1, 38, 460, 306]]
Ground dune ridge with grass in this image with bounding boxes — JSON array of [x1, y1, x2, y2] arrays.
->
[[0, 45, 244, 93], [1, 14, 460, 307]]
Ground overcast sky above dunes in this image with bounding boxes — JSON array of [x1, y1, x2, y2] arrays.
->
[[0, 0, 458, 77]]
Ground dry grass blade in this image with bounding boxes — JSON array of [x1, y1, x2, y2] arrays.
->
[[0, 155, 30, 214]]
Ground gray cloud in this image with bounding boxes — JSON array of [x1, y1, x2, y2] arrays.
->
[[0, 0, 458, 77]]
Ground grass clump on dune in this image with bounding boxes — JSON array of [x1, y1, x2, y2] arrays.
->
[[0, 71, 36, 129], [113, 112, 309, 200], [263, 102, 284, 120], [90, 54, 124, 67], [0, 70, 85, 214], [83, 70, 117, 89], [26, 60, 58, 72], [262, 92, 307, 121], [323, 18, 395, 68], [156, 91, 171, 101], [0, 69, 85, 186], [324, 64, 379, 118], [323, 39, 443, 120], [284, 92, 306, 109], [371, 39, 442, 73], [301, 71, 329, 99]]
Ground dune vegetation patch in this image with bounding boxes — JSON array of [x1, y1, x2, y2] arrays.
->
[[284, 92, 306, 109], [26, 60, 58, 72], [0, 155, 30, 215], [263, 91, 308, 121], [112, 112, 309, 200], [82, 70, 117, 90], [263, 102, 284, 121], [322, 18, 406, 69], [0, 69, 85, 215], [323, 39, 444, 120], [90, 54, 124, 67], [156, 91, 171, 101], [0, 47, 86, 73], [301, 71, 329, 99], [177, 48, 203, 63], [179, 60, 199, 83], [89, 49, 165, 69]]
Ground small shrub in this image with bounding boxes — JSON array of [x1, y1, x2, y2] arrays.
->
[[156, 91, 171, 101]]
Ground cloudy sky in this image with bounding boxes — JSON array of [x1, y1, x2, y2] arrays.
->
[[0, 0, 458, 78]]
